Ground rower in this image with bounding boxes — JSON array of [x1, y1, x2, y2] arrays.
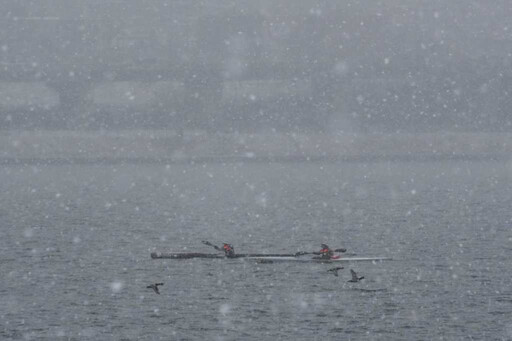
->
[[294, 244, 346, 259], [222, 243, 235, 258], [202, 241, 236, 258], [312, 244, 347, 259], [315, 244, 335, 259]]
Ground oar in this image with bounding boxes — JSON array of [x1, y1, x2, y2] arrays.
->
[[201, 240, 214, 247], [202, 240, 226, 253], [202, 240, 221, 251]]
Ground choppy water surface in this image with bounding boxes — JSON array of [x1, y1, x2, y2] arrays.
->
[[1, 161, 512, 340]]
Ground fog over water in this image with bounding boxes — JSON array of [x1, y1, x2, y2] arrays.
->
[[1, 0, 511, 133], [1, 1, 512, 340]]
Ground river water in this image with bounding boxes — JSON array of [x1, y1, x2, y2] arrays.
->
[[1, 160, 512, 340]]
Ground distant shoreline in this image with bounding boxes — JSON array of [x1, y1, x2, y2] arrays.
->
[[1, 130, 511, 164], [0, 154, 508, 166]]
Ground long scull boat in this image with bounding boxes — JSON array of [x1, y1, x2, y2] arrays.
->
[[150, 252, 391, 262], [151, 252, 298, 259], [247, 256, 392, 263]]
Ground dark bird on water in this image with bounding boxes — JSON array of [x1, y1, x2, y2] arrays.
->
[[147, 283, 164, 294], [348, 269, 364, 283], [327, 267, 344, 276]]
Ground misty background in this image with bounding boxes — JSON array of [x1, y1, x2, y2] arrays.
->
[[1, 0, 512, 160], [3, 2, 512, 339]]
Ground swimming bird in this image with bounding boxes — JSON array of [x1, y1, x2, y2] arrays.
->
[[348, 269, 364, 283], [147, 283, 164, 294], [327, 267, 344, 276]]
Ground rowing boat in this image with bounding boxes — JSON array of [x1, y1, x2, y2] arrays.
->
[[151, 252, 297, 259], [150, 252, 391, 262], [248, 256, 392, 263], [248, 256, 392, 262]]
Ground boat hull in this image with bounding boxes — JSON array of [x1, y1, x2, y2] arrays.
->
[[150, 252, 391, 262], [150, 252, 297, 259], [249, 256, 392, 262]]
